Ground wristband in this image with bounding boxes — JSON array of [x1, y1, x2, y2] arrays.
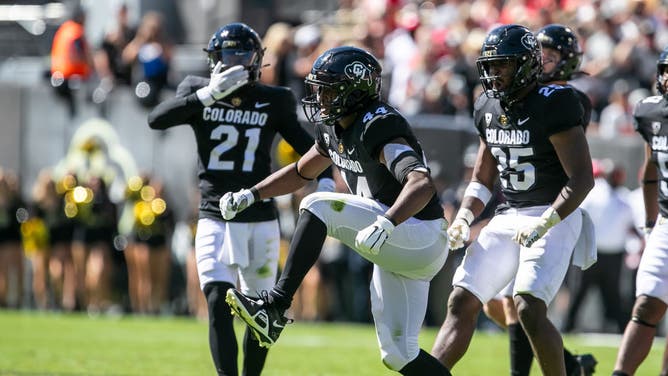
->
[[463, 181, 492, 206], [250, 187, 261, 202], [382, 214, 398, 226], [455, 208, 475, 226]]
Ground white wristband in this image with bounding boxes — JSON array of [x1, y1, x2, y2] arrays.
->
[[455, 208, 475, 225], [463, 181, 492, 206], [196, 87, 215, 107]]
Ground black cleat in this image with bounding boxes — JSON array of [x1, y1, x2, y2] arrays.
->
[[572, 353, 597, 376], [225, 289, 291, 348]]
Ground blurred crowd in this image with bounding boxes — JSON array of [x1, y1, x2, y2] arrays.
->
[[0, 0, 663, 330]]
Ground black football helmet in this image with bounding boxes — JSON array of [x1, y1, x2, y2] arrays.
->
[[204, 22, 264, 81], [657, 46, 668, 98], [536, 24, 583, 82], [302, 46, 382, 125], [476, 24, 542, 104]]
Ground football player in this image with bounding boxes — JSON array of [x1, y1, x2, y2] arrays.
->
[[147, 23, 334, 376], [220, 46, 451, 375], [481, 24, 597, 376], [612, 46, 668, 376], [430, 24, 594, 376]]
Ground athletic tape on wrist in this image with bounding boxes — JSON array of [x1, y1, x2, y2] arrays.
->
[[455, 208, 475, 226], [463, 181, 492, 206]]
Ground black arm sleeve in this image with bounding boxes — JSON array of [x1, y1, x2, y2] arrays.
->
[[147, 76, 205, 130]]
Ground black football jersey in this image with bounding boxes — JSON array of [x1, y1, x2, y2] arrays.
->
[[314, 100, 443, 220], [148, 76, 315, 222], [633, 95, 668, 218], [473, 84, 585, 209], [572, 87, 592, 129]]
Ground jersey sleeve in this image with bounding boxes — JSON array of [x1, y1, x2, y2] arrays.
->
[[147, 76, 204, 130], [632, 100, 651, 144], [361, 113, 412, 159], [544, 87, 585, 136]]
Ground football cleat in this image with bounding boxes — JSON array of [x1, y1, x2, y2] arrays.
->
[[572, 353, 597, 376], [225, 289, 291, 348]]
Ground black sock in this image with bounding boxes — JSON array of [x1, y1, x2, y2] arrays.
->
[[563, 348, 578, 375], [242, 327, 268, 376], [508, 323, 533, 376], [399, 349, 451, 376], [611, 372, 630, 376], [204, 282, 238, 376], [271, 210, 326, 310]]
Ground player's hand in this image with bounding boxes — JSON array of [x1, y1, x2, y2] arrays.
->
[[513, 207, 561, 247], [196, 62, 249, 106], [447, 218, 470, 250], [219, 189, 256, 220], [355, 215, 395, 255]]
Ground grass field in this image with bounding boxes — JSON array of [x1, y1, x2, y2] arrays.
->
[[0, 310, 664, 375]]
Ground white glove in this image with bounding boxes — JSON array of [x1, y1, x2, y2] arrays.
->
[[355, 215, 395, 255], [219, 189, 256, 220], [513, 207, 561, 247], [447, 218, 471, 250], [196, 62, 249, 106], [447, 208, 474, 250]]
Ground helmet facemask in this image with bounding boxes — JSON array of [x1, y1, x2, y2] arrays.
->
[[302, 76, 349, 125], [477, 53, 538, 104]]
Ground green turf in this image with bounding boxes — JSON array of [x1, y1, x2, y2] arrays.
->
[[0, 310, 663, 375]]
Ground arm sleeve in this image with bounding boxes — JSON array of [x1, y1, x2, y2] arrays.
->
[[147, 76, 204, 130]]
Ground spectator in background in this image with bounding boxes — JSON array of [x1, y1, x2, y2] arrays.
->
[[598, 79, 634, 139], [564, 159, 637, 334], [286, 24, 322, 101], [92, 3, 136, 106], [260, 22, 293, 87], [70, 175, 118, 313], [0, 169, 25, 308], [122, 11, 172, 108], [125, 175, 174, 314], [49, 4, 94, 117]]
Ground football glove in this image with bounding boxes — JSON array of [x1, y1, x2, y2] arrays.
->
[[513, 207, 561, 248], [196, 62, 249, 106], [355, 215, 395, 255], [447, 208, 474, 250], [219, 189, 256, 220]]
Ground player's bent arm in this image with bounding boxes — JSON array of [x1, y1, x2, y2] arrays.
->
[[549, 125, 595, 218], [254, 145, 332, 200], [641, 144, 659, 229], [147, 92, 202, 130], [378, 137, 437, 225]]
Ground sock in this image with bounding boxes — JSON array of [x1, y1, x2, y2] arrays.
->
[[271, 210, 327, 310], [242, 327, 268, 376], [399, 349, 451, 376], [203, 282, 238, 376], [508, 323, 533, 376], [611, 372, 630, 376], [563, 348, 578, 375]]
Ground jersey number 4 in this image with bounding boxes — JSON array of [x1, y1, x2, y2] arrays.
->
[[208, 125, 260, 171], [491, 146, 536, 191]]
